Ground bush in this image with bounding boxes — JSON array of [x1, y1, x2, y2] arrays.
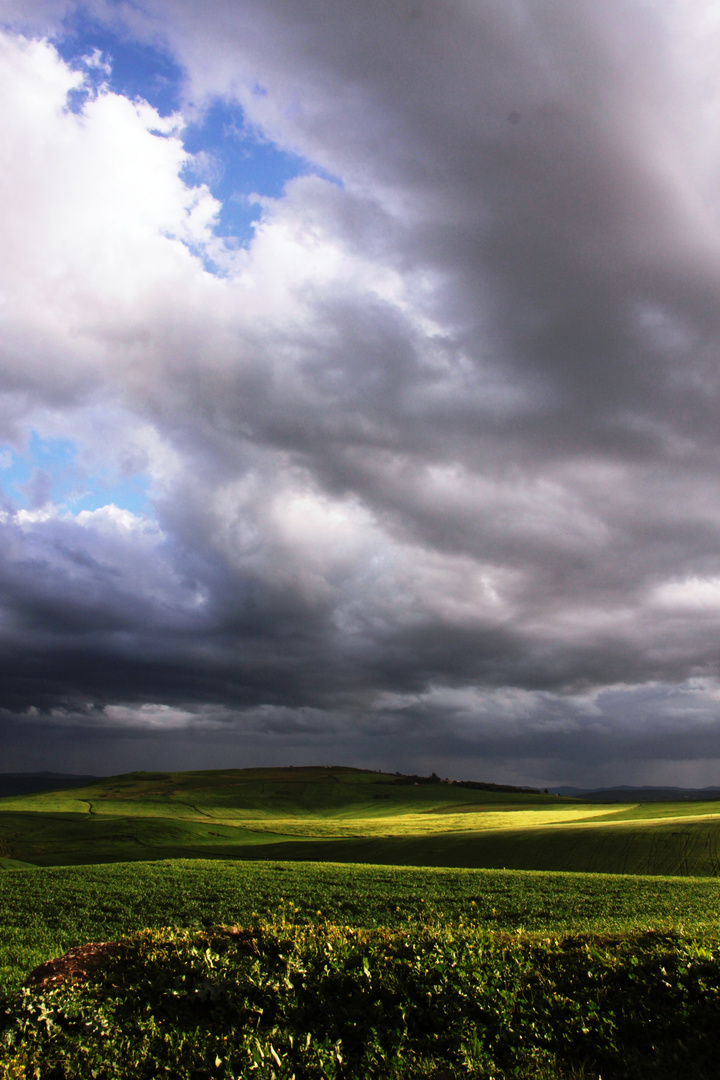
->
[[1, 920, 719, 1079]]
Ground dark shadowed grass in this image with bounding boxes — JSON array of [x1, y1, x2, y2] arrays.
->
[[3, 918, 720, 1079], [4, 767, 720, 876]]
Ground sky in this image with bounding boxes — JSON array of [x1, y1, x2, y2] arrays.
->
[[2, 1, 720, 787]]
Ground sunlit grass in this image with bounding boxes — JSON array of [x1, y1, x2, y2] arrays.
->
[[193, 805, 623, 838], [4, 767, 720, 873], [3, 913, 720, 1078], [2, 857, 720, 994]]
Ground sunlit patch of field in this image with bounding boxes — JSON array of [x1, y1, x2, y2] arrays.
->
[[198, 804, 624, 838], [9, 793, 720, 841], [0, 791, 631, 842], [592, 800, 720, 823], [0, 769, 612, 843], [4, 767, 720, 873]]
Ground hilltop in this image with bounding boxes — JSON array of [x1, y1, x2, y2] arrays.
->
[[2, 765, 720, 875], [0, 765, 558, 820]]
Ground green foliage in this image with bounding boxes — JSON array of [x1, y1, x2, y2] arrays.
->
[[2, 919, 720, 1079], [2, 771, 717, 1075], [1, 858, 719, 995], [3, 766, 720, 876]]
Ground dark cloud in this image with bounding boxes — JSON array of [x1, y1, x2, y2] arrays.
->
[[1, 1, 720, 783]]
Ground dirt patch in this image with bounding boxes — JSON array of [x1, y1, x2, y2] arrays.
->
[[26, 942, 123, 988], [24, 927, 260, 990]]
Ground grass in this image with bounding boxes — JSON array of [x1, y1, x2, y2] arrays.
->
[[3, 919, 720, 1078], [1, 857, 719, 994], [3, 766, 720, 875], [3, 768, 720, 1076]]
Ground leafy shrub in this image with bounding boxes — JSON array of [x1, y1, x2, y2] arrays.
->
[[1, 920, 719, 1079]]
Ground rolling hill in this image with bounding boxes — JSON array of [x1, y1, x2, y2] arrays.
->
[[2, 765, 720, 874]]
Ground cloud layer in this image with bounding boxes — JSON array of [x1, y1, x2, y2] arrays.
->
[[2, 1, 720, 784]]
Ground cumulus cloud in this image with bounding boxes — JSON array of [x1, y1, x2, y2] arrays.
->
[[2, 2, 720, 783]]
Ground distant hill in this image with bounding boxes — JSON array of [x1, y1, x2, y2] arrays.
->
[[0, 773, 101, 799], [4, 765, 720, 874], [4, 770, 716, 804], [0, 765, 564, 868], [552, 785, 720, 802], [0, 766, 543, 805], [391, 773, 541, 795]]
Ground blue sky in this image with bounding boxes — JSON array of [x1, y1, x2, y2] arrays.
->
[[54, 9, 318, 244], [3, 11, 316, 520], [54, 9, 185, 117], [0, 432, 150, 516]]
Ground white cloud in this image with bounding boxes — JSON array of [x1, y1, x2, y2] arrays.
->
[[13, 505, 57, 525], [4, 4, 720, 782], [651, 576, 720, 611], [76, 504, 155, 534], [0, 31, 223, 403]]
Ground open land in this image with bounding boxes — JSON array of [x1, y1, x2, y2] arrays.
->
[[3, 765, 720, 874], [2, 767, 720, 1078]]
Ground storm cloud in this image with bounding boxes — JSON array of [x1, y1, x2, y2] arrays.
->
[[1, 0, 720, 785]]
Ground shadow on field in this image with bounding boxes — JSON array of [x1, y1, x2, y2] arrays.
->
[[3, 809, 720, 875]]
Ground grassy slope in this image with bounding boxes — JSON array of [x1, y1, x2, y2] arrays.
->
[[2, 857, 719, 993], [0, 766, 562, 821], [2, 765, 720, 874], [5, 921, 720, 1079]]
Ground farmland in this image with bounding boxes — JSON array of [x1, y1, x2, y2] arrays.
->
[[3, 767, 720, 1077], [3, 857, 720, 995], [3, 765, 720, 874]]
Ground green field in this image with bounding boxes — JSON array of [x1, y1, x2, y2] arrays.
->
[[3, 765, 720, 875], [2, 857, 720, 1078], [2, 766, 720, 995], [3, 857, 720, 995], [3, 767, 720, 1077]]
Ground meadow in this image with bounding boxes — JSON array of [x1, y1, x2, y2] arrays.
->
[[3, 857, 720, 994], [3, 765, 720, 875], [2, 767, 720, 1077]]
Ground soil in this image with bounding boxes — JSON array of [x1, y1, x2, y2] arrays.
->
[[25, 942, 123, 988]]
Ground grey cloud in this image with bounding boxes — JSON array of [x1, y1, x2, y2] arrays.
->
[[23, 468, 53, 509], [1, 2, 720, 782]]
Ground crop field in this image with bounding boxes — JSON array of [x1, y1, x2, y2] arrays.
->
[[2, 857, 720, 995], [2, 859, 720, 1078], [3, 765, 720, 875], [2, 768, 720, 1077]]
